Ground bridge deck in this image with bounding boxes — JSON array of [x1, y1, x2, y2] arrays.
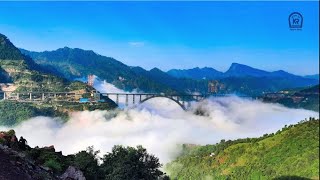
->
[[0, 91, 250, 110]]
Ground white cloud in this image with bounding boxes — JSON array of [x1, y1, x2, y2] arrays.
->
[[0, 96, 318, 164], [93, 79, 142, 109]]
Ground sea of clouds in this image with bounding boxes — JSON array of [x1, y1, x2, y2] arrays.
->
[[0, 79, 318, 164]]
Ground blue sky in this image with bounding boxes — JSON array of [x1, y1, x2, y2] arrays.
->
[[0, 1, 319, 75]]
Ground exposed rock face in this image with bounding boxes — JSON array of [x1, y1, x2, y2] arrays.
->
[[0, 144, 58, 180], [1, 130, 85, 180], [0, 130, 58, 179], [60, 166, 86, 180]]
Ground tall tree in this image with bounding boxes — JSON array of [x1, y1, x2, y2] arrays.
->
[[101, 145, 169, 180]]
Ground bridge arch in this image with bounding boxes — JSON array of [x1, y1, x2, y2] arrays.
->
[[139, 95, 187, 111]]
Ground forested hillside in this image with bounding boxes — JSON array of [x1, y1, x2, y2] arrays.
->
[[166, 118, 319, 180], [21, 48, 318, 96], [20, 47, 178, 94], [263, 85, 319, 112], [0, 33, 117, 125], [0, 34, 86, 92]]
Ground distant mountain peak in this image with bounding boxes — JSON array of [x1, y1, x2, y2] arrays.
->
[[167, 66, 223, 80], [230, 62, 241, 66], [225, 63, 270, 77], [272, 70, 290, 74], [228, 62, 255, 70], [150, 67, 162, 72]]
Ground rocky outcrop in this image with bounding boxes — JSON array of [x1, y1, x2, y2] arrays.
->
[[0, 144, 58, 180], [0, 130, 86, 180], [60, 166, 86, 180], [0, 130, 57, 179]]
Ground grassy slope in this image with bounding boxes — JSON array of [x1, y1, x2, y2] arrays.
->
[[166, 118, 319, 180]]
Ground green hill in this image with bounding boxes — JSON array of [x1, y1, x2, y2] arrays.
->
[[19, 47, 179, 94], [166, 118, 319, 180], [262, 85, 319, 112], [0, 33, 117, 126], [0, 34, 88, 92]]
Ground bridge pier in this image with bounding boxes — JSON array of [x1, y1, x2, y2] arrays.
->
[[125, 94, 128, 106], [116, 94, 119, 104], [133, 94, 135, 104], [29, 93, 32, 101], [139, 95, 142, 103]]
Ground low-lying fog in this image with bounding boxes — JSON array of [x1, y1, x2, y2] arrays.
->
[[0, 80, 318, 164]]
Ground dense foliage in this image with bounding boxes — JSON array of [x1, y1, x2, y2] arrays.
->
[[101, 145, 168, 180], [0, 34, 24, 60], [0, 100, 117, 126], [263, 85, 319, 112], [0, 101, 68, 126], [0, 131, 168, 180], [166, 118, 319, 180]]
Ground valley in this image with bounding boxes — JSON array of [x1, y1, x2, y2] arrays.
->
[[1, 31, 316, 127], [20, 48, 318, 96], [0, 1, 319, 179]]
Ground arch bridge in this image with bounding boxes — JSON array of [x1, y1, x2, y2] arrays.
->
[[0, 91, 233, 111], [101, 93, 226, 110]]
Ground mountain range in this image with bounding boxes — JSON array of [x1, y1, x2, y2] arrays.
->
[[304, 74, 319, 80], [168, 63, 319, 80], [20, 47, 318, 96], [19, 47, 178, 94]]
